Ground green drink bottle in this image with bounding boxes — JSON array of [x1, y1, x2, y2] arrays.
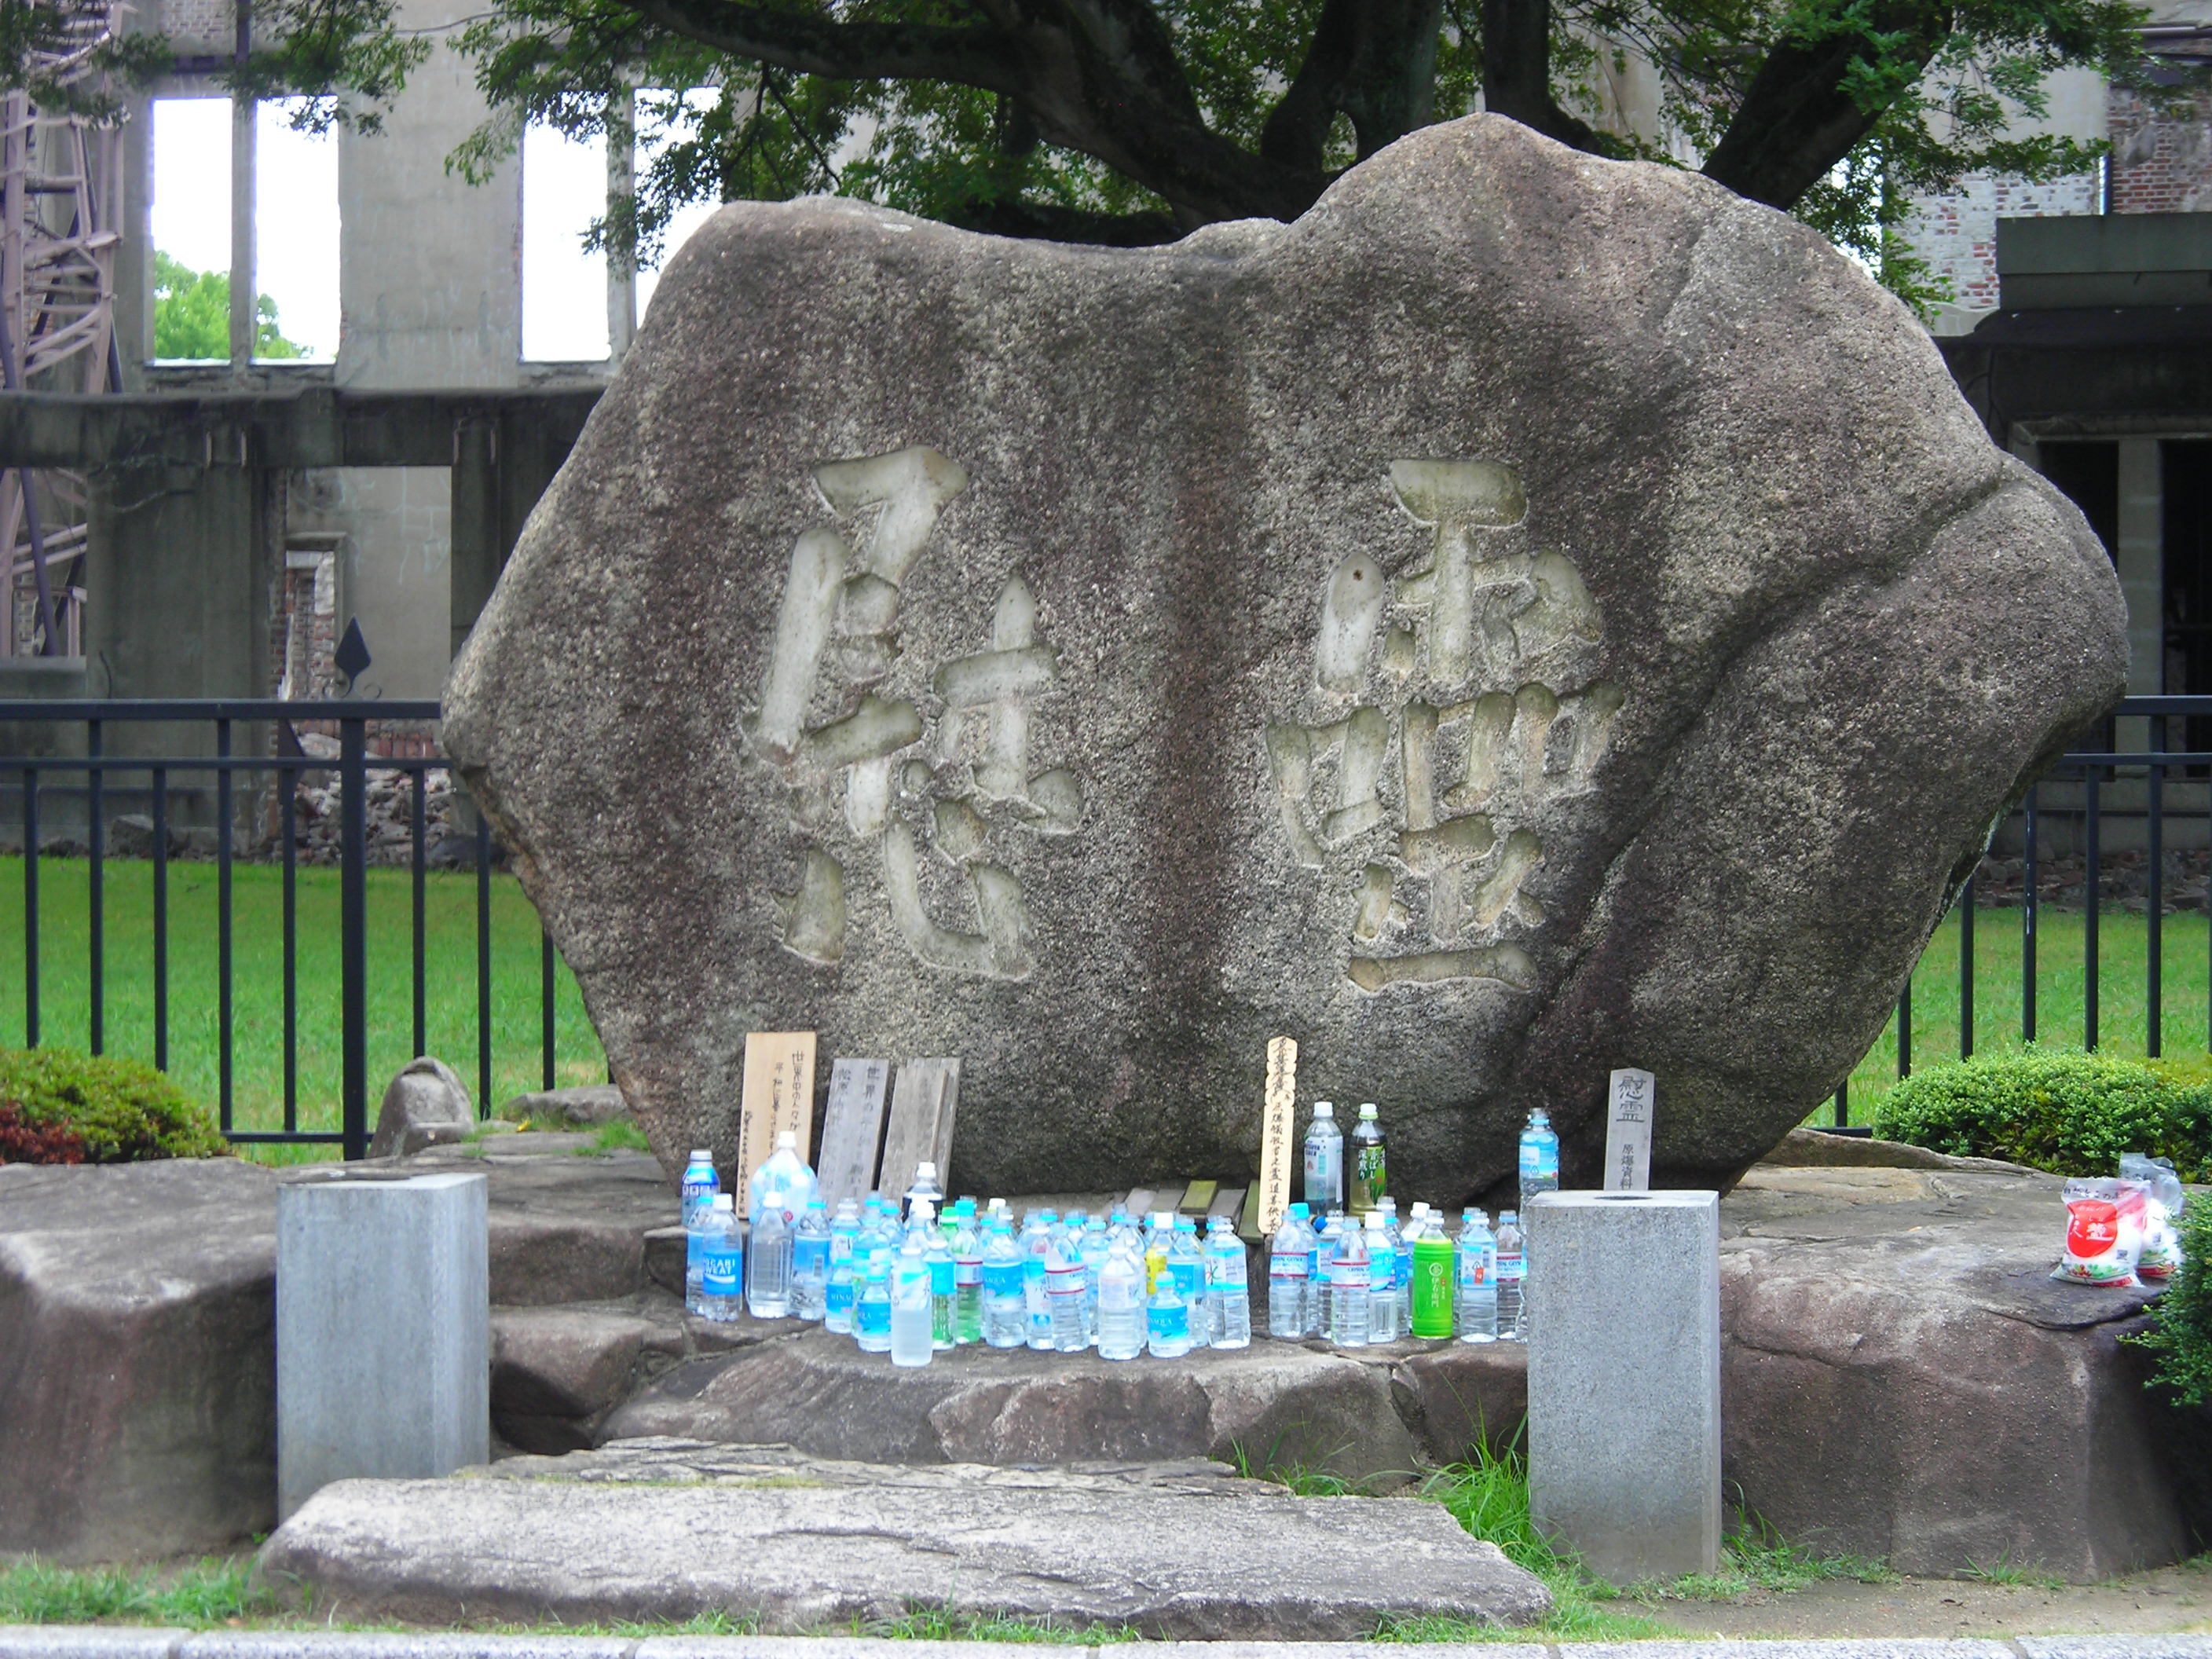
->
[[1410, 1226, 1456, 1339]]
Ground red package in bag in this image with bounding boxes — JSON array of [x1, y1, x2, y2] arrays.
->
[[2055, 1178, 2147, 1287]]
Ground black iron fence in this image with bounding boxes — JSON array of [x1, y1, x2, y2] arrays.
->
[[0, 698, 570, 1159], [4, 695, 2210, 1157]]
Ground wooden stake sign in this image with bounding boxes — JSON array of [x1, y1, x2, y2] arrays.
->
[[1256, 1037, 1299, 1236], [737, 1031, 817, 1217], [816, 1058, 892, 1204], [878, 1057, 961, 1204], [1604, 1067, 1655, 1192]]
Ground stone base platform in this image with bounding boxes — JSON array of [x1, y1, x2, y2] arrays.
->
[[252, 1443, 1551, 1635], [5, 1129, 2201, 1582]]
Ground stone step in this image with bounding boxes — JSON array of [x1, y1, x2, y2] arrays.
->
[[252, 1443, 1551, 1638]]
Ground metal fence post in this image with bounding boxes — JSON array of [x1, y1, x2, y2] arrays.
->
[[341, 716, 368, 1160]]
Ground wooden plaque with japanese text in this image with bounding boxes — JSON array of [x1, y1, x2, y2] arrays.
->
[[737, 1031, 817, 1217]]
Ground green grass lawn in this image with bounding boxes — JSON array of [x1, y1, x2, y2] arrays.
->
[[1829, 902, 2212, 1123], [0, 855, 606, 1154]]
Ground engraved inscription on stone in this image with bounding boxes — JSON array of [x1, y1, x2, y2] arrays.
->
[[1605, 1067, 1654, 1192], [747, 447, 1084, 980], [1269, 460, 1624, 993]]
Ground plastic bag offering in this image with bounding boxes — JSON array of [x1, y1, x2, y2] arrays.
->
[[2121, 1154, 2185, 1282], [2054, 1177, 2149, 1287]]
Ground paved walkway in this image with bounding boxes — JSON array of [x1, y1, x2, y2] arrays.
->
[[4, 1632, 2212, 1659]]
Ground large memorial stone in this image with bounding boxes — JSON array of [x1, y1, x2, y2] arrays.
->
[[445, 114, 2126, 1200]]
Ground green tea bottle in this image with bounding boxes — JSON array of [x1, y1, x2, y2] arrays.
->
[[1349, 1102, 1387, 1214], [1410, 1221, 1456, 1339]]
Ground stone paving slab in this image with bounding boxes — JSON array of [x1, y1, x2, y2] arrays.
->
[[251, 1453, 1548, 1639]]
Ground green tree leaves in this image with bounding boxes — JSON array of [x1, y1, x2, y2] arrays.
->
[[152, 251, 312, 361]]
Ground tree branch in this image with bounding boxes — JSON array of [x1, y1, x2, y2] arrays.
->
[[1262, 0, 1448, 171], [625, 0, 1025, 90], [1700, 21, 1942, 207], [1481, 0, 1599, 148]]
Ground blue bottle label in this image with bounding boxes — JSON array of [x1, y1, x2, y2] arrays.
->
[[1172, 1261, 1203, 1301], [930, 1258, 954, 1295], [983, 1262, 1024, 1298], [1149, 1302, 1189, 1342], [857, 1298, 890, 1339], [703, 1243, 742, 1295], [1520, 1138, 1559, 1179], [826, 1280, 855, 1316], [793, 1237, 829, 1276]]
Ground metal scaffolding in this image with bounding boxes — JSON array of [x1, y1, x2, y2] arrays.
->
[[0, 0, 122, 657]]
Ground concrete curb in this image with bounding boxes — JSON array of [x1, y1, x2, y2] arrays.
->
[[3, 1635, 2211, 1659]]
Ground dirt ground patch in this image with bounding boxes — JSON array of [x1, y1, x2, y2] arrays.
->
[[1639, 1558, 2212, 1639]]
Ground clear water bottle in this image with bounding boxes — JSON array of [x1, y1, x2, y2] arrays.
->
[[791, 1198, 831, 1320], [1108, 1208, 1141, 1258], [1078, 1214, 1111, 1346], [1170, 1216, 1210, 1348], [1148, 1257, 1193, 1358], [683, 1150, 720, 1314], [1021, 1210, 1054, 1350], [1205, 1216, 1251, 1349], [1364, 1212, 1401, 1342], [1269, 1203, 1311, 1340], [855, 1251, 892, 1352], [749, 1131, 818, 1225], [891, 1234, 933, 1367], [748, 1189, 793, 1317], [1495, 1210, 1525, 1342], [982, 1218, 1027, 1348], [1097, 1236, 1145, 1361], [1457, 1208, 1497, 1342], [1329, 1218, 1370, 1347], [1047, 1225, 1088, 1352], [1350, 1103, 1387, 1215], [1303, 1102, 1344, 1212], [700, 1195, 743, 1324], [952, 1203, 984, 1346], [825, 1199, 861, 1334], [1519, 1109, 1560, 1209], [1308, 1210, 1340, 1339], [1382, 1199, 1410, 1294], [917, 1204, 955, 1350]]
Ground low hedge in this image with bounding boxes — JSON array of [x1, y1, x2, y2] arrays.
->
[[1870, 1046, 2212, 1182], [2135, 1196, 2212, 1405], [0, 1048, 225, 1164]]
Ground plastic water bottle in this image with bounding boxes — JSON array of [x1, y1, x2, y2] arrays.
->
[[1309, 1210, 1339, 1338], [1143, 1211, 1173, 1296], [1411, 1213, 1456, 1339], [911, 1203, 954, 1350], [1079, 1214, 1111, 1346], [1519, 1110, 1560, 1208], [683, 1150, 720, 1314], [1495, 1210, 1525, 1341], [853, 1256, 889, 1353], [952, 1203, 984, 1345], [1108, 1208, 1141, 1258], [891, 1234, 932, 1367], [1269, 1204, 1311, 1339], [1350, 1103, 1387, 1215], [700, 1195, 743, 1324], [1170, 1216, 1210, 1348], [749, 1131, 817, 1225], [1456, 1208, 1497, 1342], [748, 1189, 793, 1317], [903, 1160, 945, 1221], [1148, 1256, 1192, 1358], [1382, 1199, 1410, 1293], [1021, 1210, 1054, 1350], [1097, 1236, 1145, 1360], [1364, 1213, 1401, 1342], [791, 1198, 831, 1320], [1303, 1101, 1344, 1212], [982, 1217, 1027, 1348], [1329, 1218, 1370, 1347], [1205, 1216, 1251, 1349], [1047, 1225, 1089, 1352]]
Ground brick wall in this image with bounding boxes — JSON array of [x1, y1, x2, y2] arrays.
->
[[1901, 172, 2103, 313], [2110, 86, 2212, 213]]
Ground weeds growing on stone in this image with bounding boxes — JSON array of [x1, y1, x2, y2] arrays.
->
[[581, 1119, 653, 1154], [859, 1606, 1143, 1643]]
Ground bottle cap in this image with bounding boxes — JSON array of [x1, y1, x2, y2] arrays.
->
[[690, 1148, 712, 1162], [1314, 1101, 1335, 1117], [912, 1199, 935, 1223], [1365, 1211, 1385, 1228], [1359, 1102, 1379, 1119], [1152, 1211, 1172, 1227], [915, 1161, 937, 1180], [1411, 1202, 1430, 1218], [712, 1194, 733, 1210], [776, 1130, 797, 1148], [766, 1190, 786, 1208], [1289, 1202, 1309, 1218]]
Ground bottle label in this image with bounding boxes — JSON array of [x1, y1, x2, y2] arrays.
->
[[929, 1258, 954, 1296], [825, 1280, 855, 1317], [956, 1256, 983, 1287], [1210, 1252, 1248, 1288], [1303, 1144, 1339, 1199], [1459, 1253, 1491, 1287], [1497, 1251, 1525, 1283], [983, 1262, 1024, 1298], [1148, 1302, 1189, 1342], [1270, 1254, 1309, 1280], [1047, 1264, 1086, 1297], [1520, 1140, 1560, 1180], [857, 1298, 890, 1339], [702, 1243, 742, 1295], [1171, 1262, 1204, 1302], [1368, 1251, 1393, 1291], [1355, 1146, 1386, 1202], [793, 1237, 829, 1276]]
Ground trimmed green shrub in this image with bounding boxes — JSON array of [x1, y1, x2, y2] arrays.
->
[[0, 1047, 225, 1164], [1871, 1046, 2212, 1182], [2133, 1196, 2212, 1405]]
